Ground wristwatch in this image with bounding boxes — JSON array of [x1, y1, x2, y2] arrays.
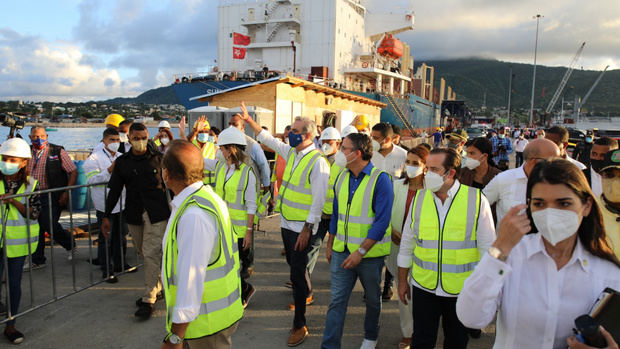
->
[[304, 222, 314, 231], [488, 246, 508, 262], [358, 247, 367, 256], [164, 333, 183, 344]]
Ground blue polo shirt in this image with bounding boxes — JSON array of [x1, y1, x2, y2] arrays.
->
[[329, 162, 393, 242]]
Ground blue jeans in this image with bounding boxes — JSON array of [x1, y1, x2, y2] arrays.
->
[[0, 254, 26, 326], [321, 250, 384, 348]]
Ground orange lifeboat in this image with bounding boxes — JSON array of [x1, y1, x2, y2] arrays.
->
[[377, 34, 403, 59]]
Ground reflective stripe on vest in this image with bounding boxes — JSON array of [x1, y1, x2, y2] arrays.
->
[[0, 177, 40, 258], [256, 190, 271, 218], [332, 167, 391, 258], [410, 185, 481, 295], [163, 186, 243, 339], [193, 139, 217, 186], [322, 161, 343, 215], [277, 148, 322, 221], [214, 162, 254, 238]]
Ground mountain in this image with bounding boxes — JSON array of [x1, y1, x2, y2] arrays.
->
[[105, 85, 180, 105], [415, 58, 620, 114]]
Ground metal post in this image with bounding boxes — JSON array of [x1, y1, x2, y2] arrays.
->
[[68, 188, 76, 291], [86, 187, 93, 285], [25, 198, 34, 306], [529, 14, 543, 127], [507, 66, 513, 126], [1, 203, 12, 321], [48, 192, 57, 300]]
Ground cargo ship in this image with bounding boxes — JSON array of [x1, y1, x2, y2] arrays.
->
[[172, 0, 463, 134]]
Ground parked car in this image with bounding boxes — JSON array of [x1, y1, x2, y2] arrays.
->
[[465, 127, 486, 140], [596, 129, 620, 141], [566, 127, 586, 148]]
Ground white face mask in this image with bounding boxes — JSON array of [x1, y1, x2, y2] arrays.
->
[[160, 137, 170, 146], [119, 132, 128, 143], [463, 157, 481, 170], [406, 165, 423, 178], [602, 177, 620, 202], [532, 208, 581, 246], [424, 171, 445, 192], [106, 141, 120, 153], [371, 139, 381, 152], [216, 149, 226, 163], [334, 151, 347, 167], [321, 143, 333, 155]]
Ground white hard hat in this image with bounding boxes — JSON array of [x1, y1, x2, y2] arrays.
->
[[217, 126, 247, 146], [0, 138, 32, 159], [320, 127, 341, 141], [341, 125, 358, 138], [158, 120, 171, 129]]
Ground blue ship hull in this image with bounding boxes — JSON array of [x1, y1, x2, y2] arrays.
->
[[173, 81, 439, 130]]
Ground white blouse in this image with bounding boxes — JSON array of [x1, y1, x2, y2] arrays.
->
[[456, 234, 620, 349]]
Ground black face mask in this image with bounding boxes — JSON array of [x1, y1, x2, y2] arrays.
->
[[591, 159, 604, 173]]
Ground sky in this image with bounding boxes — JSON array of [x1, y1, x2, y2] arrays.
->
[[0, 0, 618, 102]]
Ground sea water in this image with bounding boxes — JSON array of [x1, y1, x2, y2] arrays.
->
[[0, 127, 182, 151]]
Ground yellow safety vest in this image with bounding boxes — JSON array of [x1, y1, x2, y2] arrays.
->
[[192, 139, 217, 186], [332, 167, 391, 258], [214, 162, 255, 238], [0, 177, 40, 258], [277, 148, 322, 221], [323, 160, 343, 215], [163, 185, 243, 339], [409, 184, 481, 295]]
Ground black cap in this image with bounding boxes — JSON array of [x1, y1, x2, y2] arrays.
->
[[600, 149, 620, 172]]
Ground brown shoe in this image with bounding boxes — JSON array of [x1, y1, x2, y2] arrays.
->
[[288, 295, 314, 310], [287, 326, 308, 347]]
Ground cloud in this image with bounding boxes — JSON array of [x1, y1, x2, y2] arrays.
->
[[0, 28, 140, 101]]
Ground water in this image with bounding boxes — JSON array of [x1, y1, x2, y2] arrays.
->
[[0, 126, 182, 151]]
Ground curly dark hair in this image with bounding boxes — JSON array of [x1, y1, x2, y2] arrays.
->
[[346, 133, 372, 161]]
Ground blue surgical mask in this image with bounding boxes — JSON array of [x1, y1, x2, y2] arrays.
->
[[0, 161, 20, 176], [288, 132, 303, 147], [32, 138, 47, 149], [586, 137, 593, 143], [197, 133, 209, 143], [207, 135, 215, 143]]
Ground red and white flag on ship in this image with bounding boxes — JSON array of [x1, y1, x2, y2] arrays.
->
[[233, 47, 247, 59], [233, 32, 251, 46]]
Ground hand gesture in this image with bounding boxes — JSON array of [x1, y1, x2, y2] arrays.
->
[[179, 116, 186, 131], [240, 101, 250, 121], [493, 204, 531, 257], [193, 115, 207, 131]]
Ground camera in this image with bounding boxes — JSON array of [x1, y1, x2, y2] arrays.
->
[[0, 113, 26, 138], [574, 315, 607, 348]]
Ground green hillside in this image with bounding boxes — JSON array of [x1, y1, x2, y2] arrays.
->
[[417, 59, 620, 114], [106, 85, 180, 105]]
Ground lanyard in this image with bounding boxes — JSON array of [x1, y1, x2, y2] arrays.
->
[[33, 144, 48, 167]]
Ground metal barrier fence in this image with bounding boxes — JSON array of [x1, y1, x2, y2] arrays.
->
[[0, 181, 141, 324]]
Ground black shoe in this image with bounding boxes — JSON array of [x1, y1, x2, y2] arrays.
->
[[135, 293, 163, 307], [242, 284, 256, 309], [382, 286, 393, 301], [4, 329, 24, 344], [468, 328, 482, 339], [134, 302, 153, 320], [104, 274, 118, 284], [89, 258, 100, 266]]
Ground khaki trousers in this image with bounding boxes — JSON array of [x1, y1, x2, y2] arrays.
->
[[128, 211, 167, 303], [183, 322, 239, 349]]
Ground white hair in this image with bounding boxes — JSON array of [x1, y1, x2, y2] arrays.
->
[[294, 116, 317, 138]]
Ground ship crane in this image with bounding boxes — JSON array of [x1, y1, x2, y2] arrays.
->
[[545, 42, 585, 115], [575, 65, 609, 122]]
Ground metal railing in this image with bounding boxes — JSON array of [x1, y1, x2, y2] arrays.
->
[[0, 181, 141, 324]]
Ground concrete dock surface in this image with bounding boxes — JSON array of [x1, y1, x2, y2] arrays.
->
[[6, 215, 496, 348]]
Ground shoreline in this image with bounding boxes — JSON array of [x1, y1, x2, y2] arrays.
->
[[26, 122, 180, 128]]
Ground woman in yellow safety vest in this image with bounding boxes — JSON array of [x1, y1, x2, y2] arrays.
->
[[0, 138, 41, 344], [203, 126, 258, 308]]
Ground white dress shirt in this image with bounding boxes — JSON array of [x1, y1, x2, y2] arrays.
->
[[513, 138, 528, 152], [257, 129, 329, 234], [371, 144, 407, 179], [82, 145, 124, 213], [483, 165, 528, 227], [162, 182, 219, 324], [566, 155, 587, 170], [591, 169, 603, 198], [397, 180, 497, 297], [457, 234, 620, 349], [204, 159, 257, 215]]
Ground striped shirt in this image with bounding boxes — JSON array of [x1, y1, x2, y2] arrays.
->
[[28, 144, 77, 190]]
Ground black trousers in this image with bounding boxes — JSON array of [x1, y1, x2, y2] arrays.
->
[[281, 227, 316, 329], [32, 194, 74, 264], [515, 151, 524, 168], [411, 286, 469, 349], [238, 237, 254, 294]]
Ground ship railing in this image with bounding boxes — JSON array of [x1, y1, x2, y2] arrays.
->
[[0, 181, 141, 324]]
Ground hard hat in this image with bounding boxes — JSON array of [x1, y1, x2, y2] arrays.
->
[[320, 127, 341, 141], [158, 120, 171, 129], [105, 114, 124, 127], [341, 125, 358, 138], [217, 126, 247, 146], [354, 115, 369, 131], [0, 138, 32, 159]]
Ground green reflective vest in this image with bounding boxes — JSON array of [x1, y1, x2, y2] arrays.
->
[[333, 167, 391, 258], [322, 159, 343, 216], [409, 184, 481, 295], [277, 148, 322, 221], [214, 162, 256, 238], [163, 185, 243, 339], [192, 139, 217, 186], [0, 177, 40, 258]]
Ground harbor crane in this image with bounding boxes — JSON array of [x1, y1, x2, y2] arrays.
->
[[545, 42, 586, 114], [574, 65, 609, 121]]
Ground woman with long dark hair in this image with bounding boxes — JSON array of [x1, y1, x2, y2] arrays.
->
[[459, 137, 501, 189], [456, 159, 620, 348]]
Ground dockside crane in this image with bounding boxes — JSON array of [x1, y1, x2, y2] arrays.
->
[[545, 42, 585, 116], [574, 65, 609, 121]]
